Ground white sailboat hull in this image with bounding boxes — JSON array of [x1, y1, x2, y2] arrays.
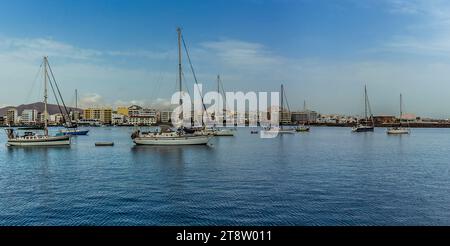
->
[[7, 135, 71, 147], [133, 135, 211, 145], [387, 128, 410, 135]]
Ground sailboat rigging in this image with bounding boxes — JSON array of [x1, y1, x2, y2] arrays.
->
[[387, 94, 410, 135], [352, 85, 375, 132], [59, 89, 89, 136], [5, 56, 71, 146], [131, 27, 212, 145], [262, 83, 296, 135], [211, 75, 235, 136]]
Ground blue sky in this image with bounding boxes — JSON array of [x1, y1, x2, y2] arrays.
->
[[1, 0, 450, 118]]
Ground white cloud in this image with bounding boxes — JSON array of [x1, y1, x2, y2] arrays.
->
[[200, 39, 283, 68], [79, 93, 104, 108], [381, 0, 450, 56], [0, 37, 102, 62]]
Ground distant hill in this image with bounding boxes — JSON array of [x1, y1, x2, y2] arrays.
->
[[0, 102, 82, 116]]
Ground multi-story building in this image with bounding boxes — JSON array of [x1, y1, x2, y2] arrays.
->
[[128, 106, 157, 126], [6, 109, 18, 126], [291, 110, 318, 124], [128, 105, 142, 117], [70, 110, 82, 122], [112, 113, 127, 125], [159, 111, 173, 123], [117, 106, 129, 116], [21, 109, 38, 125], [280, 110, 292, 125], [49, 113, 64, 125], [83, 108, 112, 125]]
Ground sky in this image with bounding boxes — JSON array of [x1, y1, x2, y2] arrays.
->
[[1, 0, 450, 118]]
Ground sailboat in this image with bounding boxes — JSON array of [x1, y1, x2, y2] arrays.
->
[[262, 84, 296, 134], [387, 94, 410, 135], [296, 100, 310, 132], [212, 75, 235, 136], [352, 85, 375, 132], [60, 89, 89, 136], [131, 28, 211, 145], [5, 57, 71, 147]]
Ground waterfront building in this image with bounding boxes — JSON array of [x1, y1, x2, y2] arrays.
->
[[280, 110, 291, 125], [21, 109, 38, 125], [70, 111, 81, 122], [117, 106, 129, 116], [112, 113, 127, 125], [128, 105, 142, 117], [159, 111, 173, 123], [83, 108, 112, 125], [6, 109, 18, 126], [373, 115, 396, 125], [291, 110, 318, 124], [127, 106, 157, 126], [49, 113, 64, 125]]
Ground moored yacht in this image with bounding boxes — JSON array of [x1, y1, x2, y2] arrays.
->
[[387, 94, 410, 135], [5, 57, 71, 147], [352, 85, 375, 132], [130, 27, 213, 146]]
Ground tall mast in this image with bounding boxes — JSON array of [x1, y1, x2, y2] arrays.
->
[[217, 74, 220, 122], [177, 27, 182, 106], [280, 84, 284, 113], [303, 100, 306, 111], [364, 85, 368, 120], [400, 93, 403, 119], [75, 89, 78, 110], [43, 56, 48, 136]]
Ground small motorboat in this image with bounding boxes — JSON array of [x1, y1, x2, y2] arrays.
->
[[95, 142, 114, 146], [387, 127, 410, 135], [60, 128, 89, 136], [296, 125, 310, 132]]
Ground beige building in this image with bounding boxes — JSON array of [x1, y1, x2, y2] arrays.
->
[[83, 108, 112, 124]]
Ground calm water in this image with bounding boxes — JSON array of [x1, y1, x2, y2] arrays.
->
[[1, 126, 450, 225]]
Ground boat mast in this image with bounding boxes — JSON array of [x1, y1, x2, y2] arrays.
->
[[43, 56, 48, 136], [177, 27, 182, 107], [217, 74, 220, 123], [280, 84, 284, 125], [364, 85, 368, 121], [400, 93, 403, 125]]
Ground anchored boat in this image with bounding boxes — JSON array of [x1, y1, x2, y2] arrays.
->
[[387, 94, 410, 135], [130, 28, 212, 146], [60, 89, 89, 136], [262, 84, 296, 135], [5, 57, 71, 147], [296, 125, 310, 132], [352, 85, 375, 132]]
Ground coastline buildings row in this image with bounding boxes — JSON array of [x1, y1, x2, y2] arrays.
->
[[0, 105, 174, 126], [1, 103, 444, 127]]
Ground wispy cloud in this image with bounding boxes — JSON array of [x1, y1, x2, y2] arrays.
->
[[200, 39, 283, 68], [380, 0, 450, 56], [0, 37, 102, 61]]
